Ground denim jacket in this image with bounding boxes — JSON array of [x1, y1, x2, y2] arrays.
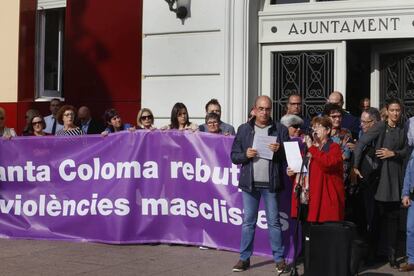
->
[[403, 150, 414, 197]]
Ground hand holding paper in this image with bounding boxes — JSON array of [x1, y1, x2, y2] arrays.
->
[[252, 135, 277, 160], [268, 142, 280, 153], [283, 141, 307, 173]]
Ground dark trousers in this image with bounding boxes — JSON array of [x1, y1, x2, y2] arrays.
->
[[373, 201, 400, 257]]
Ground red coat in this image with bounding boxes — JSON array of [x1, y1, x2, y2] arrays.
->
[[291, 141, 345, 222]]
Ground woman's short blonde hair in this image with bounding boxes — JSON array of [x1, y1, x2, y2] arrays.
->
[[136, 108, 154, 128]]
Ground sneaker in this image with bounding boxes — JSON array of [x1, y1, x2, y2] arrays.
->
[[199, 246, 209, 250], [232, 259, 250, 272], [276, 259, 287, 273]]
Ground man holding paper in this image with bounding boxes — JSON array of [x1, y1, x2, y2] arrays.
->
[[231, 96, 289, 273]]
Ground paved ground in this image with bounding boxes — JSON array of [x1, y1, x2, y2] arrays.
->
[[0, 239, 411, 275]]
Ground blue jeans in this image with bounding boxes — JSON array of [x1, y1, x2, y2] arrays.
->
[[240, 189, 284, 262], [407, 201, 414, 264]]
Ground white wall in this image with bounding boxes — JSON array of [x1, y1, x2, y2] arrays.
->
[[142, 0, 252, 129]]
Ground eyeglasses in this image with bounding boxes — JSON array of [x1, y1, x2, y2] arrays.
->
[[207, 121, 219, 126], [361, 119, 373, 125], [141, 115, 153, 121], [111, 115, 121, 120], [63, 112, 74, 117], [257, 107, 271, 113], [288, 102, 301, 106], [290, 124, 301, 129], [32, 121, 42, 126]]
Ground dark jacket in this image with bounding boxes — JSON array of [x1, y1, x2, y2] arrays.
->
[[354, 121, 408, 201], [86, 119, 105, 134], [231, 118, 289, 193], [342, 111, 360, 139]]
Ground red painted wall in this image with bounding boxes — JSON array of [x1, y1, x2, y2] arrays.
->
[[64, 0, 142, 125], [2, 0, 143, 134], [15, 0, 49, 133]]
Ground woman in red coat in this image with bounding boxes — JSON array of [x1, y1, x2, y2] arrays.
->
[[288, 116, 344, 223]]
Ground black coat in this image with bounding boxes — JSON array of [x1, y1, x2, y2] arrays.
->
[[230, 118, 289, 193], [85, 119, 105, 134]]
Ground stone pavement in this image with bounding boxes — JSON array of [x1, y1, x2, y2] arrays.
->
[[0, 239, 411, 275]]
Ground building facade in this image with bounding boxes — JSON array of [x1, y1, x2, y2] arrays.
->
[[0, 0, 142, 133], [143, 0, 414, 128]]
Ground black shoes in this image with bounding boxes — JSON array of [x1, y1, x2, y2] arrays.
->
[[388, 254, 399, 269], [232, 259, 250, 272], [232, 258, 287, 273]]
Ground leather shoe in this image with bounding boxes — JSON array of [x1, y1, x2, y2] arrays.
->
[[399, 263, 414, 272], [388, 253, 398, 269]]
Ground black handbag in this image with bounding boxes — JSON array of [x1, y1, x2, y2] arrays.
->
[[360, 145, 381, 179]]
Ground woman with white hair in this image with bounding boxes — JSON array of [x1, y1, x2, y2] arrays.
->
[[280, 114, 304, 139]]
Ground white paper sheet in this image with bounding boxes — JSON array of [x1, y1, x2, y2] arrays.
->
[[283, 141, 307, 173], [252, 135, 277, 160]]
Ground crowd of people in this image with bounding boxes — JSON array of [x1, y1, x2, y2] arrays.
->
[[0, 98, 234, 138], [231, 93, 413, 273], [0, 92, 413, 273]]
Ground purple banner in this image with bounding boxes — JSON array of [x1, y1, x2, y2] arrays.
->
[[0, 130, 297, 260]]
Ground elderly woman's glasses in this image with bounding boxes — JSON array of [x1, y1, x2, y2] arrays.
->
[[63, 112, 74, 117], [290, 124, 301, 129], [207, 121, 219, 126]]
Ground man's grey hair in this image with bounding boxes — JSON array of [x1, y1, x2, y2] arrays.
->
[[280, 114, 304, 128], [363, 107, 381, 122]]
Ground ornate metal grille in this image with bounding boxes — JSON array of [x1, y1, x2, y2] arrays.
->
[[272, 51, 334, 120], [380, 52, 414, 120]]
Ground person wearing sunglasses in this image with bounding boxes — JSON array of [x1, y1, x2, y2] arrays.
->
[[22, 109, 41, 136], [0, 107, 16, 139], [136, 108, 155, 130], [27, 115, 48, 136], [280, 114, 304, 138], [55, 105, 84, 136]]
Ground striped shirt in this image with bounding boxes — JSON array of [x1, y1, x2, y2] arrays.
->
[[55, 127, 84, 136]]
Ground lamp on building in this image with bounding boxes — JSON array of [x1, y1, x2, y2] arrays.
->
[[165, 0, 189, 19]]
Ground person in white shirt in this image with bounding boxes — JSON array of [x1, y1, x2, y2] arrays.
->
[[44, 98, 63, 134]]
